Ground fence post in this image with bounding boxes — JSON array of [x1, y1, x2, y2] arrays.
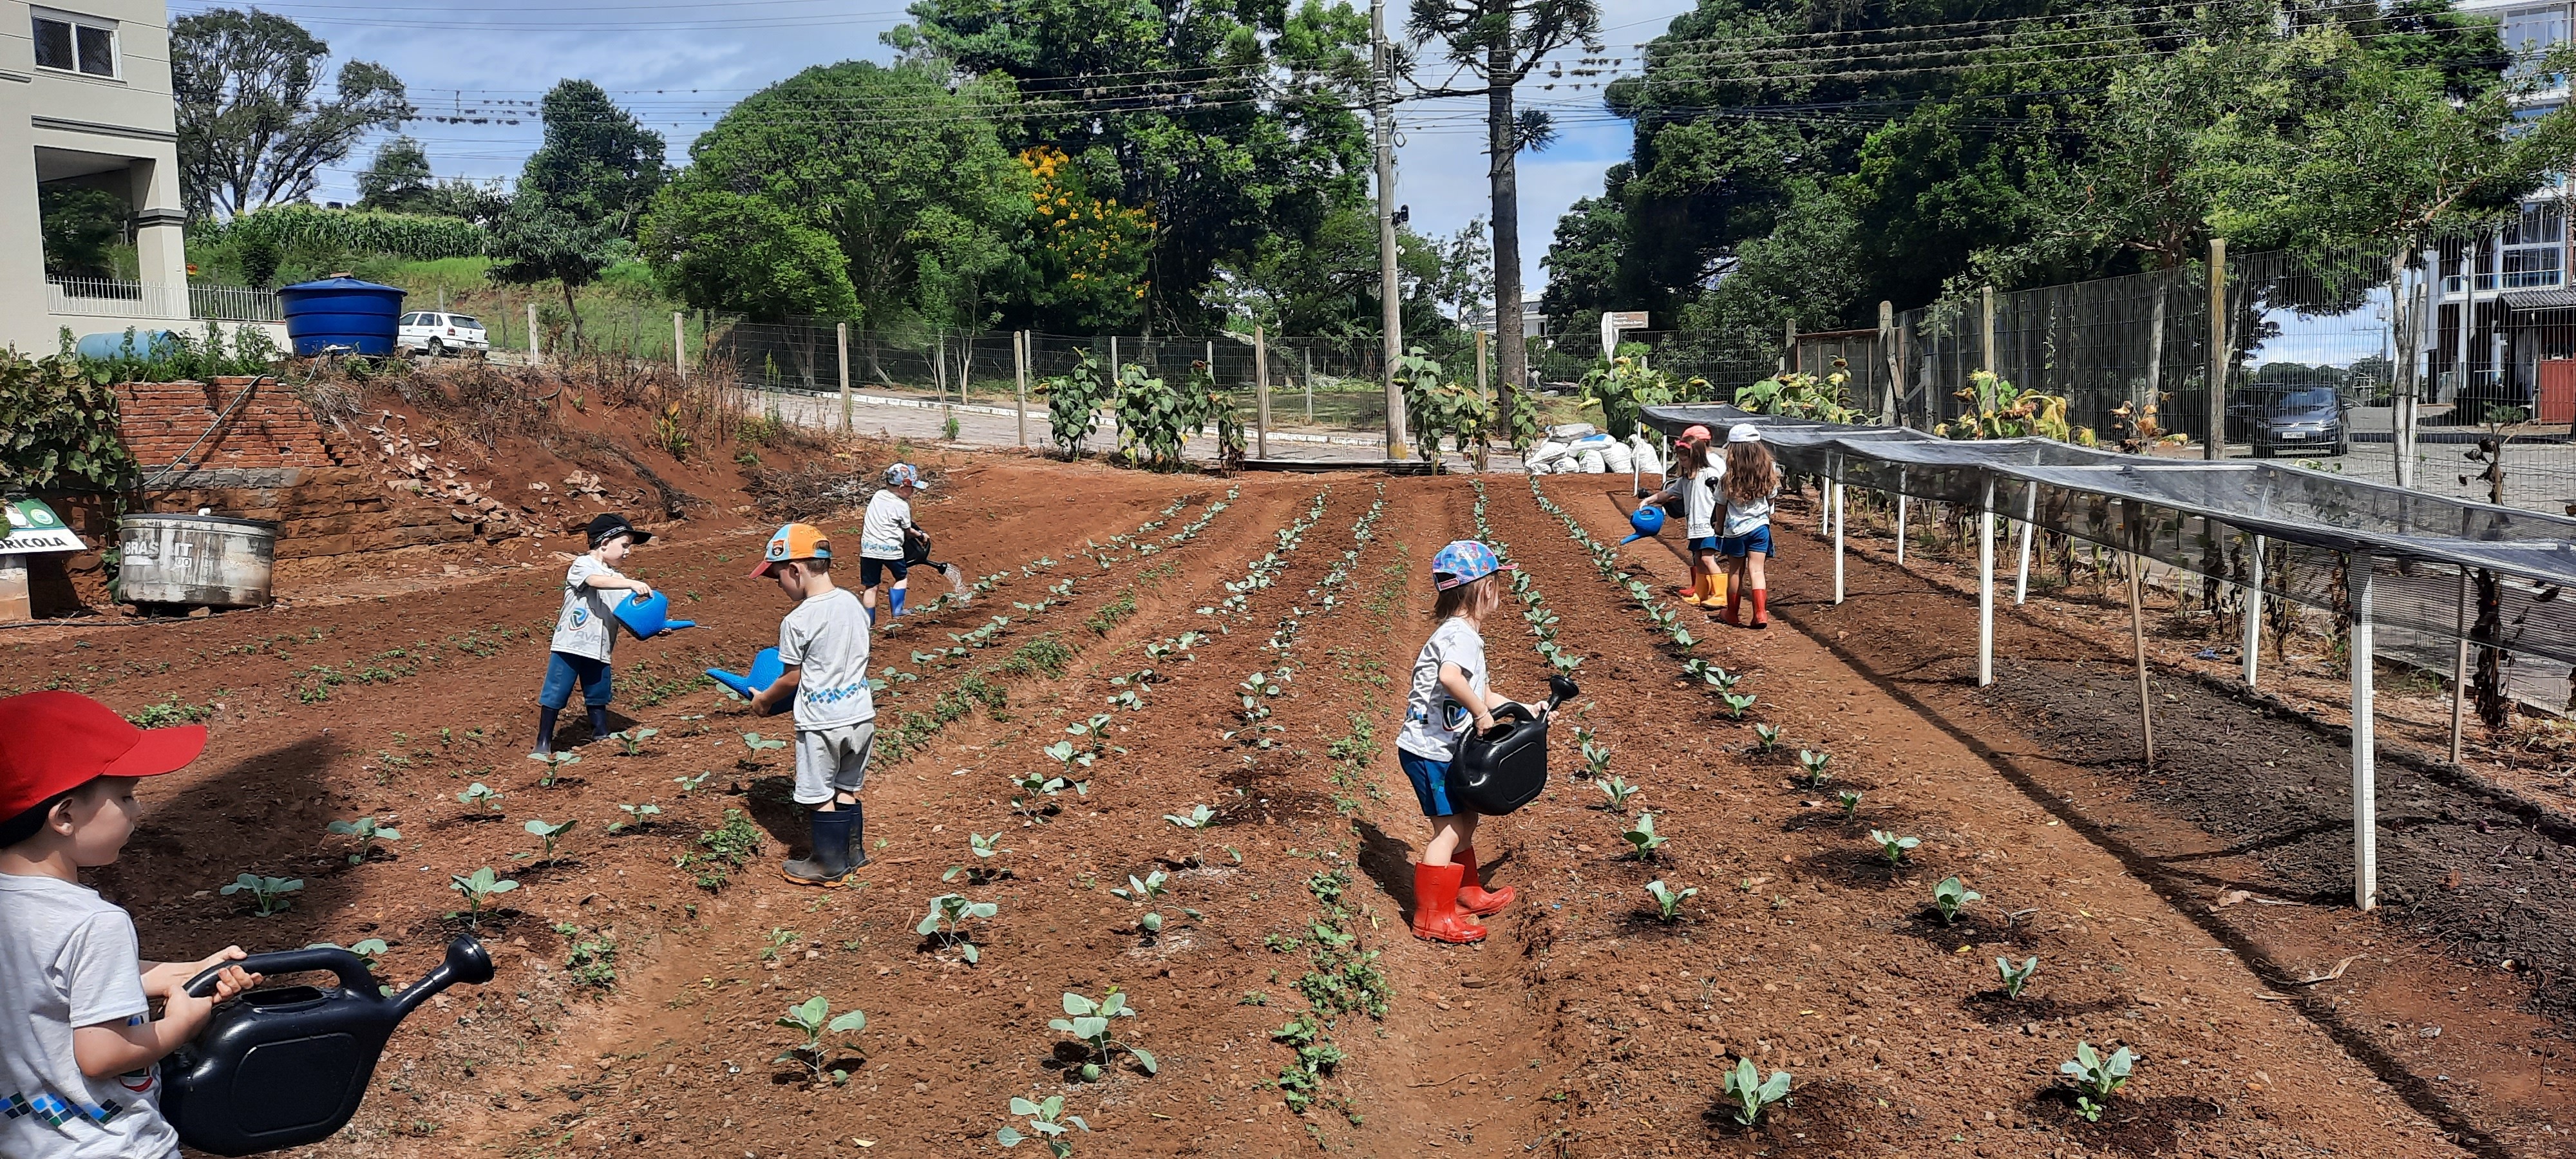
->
[[527, 301, 542, 366], [2351, 552, 2378, 911], [1255, 324, 1271, 459], [2207, 236, 2228, 460], [1979, 286, 1995, 373], [1877, 301, 1897, 422], [1303, 349, 1313, 424], [837, 322, 851, 433], [672, 312, 686, 381], [1014, 330, 1029, 448], [1781, 317, 1795, 375]]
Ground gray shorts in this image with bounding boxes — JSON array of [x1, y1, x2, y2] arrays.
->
[[793, 721, 876, 805]]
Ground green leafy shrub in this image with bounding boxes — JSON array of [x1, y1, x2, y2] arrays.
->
[[0, 351, 138, 493]]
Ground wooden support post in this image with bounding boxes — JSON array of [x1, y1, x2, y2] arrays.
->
[[1980, 285, 1996, 373], [673, 312, 686, 381], [1878, 300, 1897, 420], [2449, 567, 2471, 765], [2208, 237, 2228, 460], [2351, 553, 2378, 910], [1014, 331, 1029, 448], [837, 323, 851, 433], [1978, 475, 1996, 686], [2128, 548, 2155, 770], [1254, 325, 1271, 459], [2242, 534, 2265, 688], [2014, 484, 2036, 604], [1475, 330, 1490, 473]]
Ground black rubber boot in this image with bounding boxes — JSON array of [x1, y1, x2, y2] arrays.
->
[[533, 706, 562, 757], [586, 705, 612, 743], [782, 807, 853, 887], [842, 800, 871, 869]]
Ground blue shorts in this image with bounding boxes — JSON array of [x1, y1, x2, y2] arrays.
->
[[859, 556, 910, 588], [1399, 750, 1461, 818], [1720, 526, 1774, 558], [1685, 536, 1721, 552], [538, 651, 612, 709]]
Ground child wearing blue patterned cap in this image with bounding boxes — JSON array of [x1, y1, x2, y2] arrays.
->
[[748, 523, 877, 887], [1394, 540, 1550, 945]]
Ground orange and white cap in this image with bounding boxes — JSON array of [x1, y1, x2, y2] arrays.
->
[[748, 523, 832, 578]]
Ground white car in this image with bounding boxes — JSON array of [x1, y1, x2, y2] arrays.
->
[[398, 311, 490, 357]]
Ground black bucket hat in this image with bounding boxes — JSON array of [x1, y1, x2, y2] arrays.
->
[[585, 513, 652, 549]]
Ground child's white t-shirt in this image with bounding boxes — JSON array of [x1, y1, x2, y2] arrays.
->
[[551, 555, 622, 662], [860, 491, 912, 560], [779, 586, 873, 730], [1395, 616, 1488, 763], [0, 872, 179, 1159], [1721, 484, 1778, 538], [1684, 464, 1723, 540]]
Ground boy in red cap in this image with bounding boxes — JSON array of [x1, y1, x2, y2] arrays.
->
[[747, 523, 878, 887], [0, 692, 261, 1158]]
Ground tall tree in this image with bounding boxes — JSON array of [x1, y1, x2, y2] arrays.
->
[[893, 0, 1375, 330], [171, 8, 412, 219], [1406, 0, 1599, 402], [355, 135, 433, 212], [489, 81, 667, 346]]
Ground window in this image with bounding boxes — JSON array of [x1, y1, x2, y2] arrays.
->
[[447, 316, 480, 329], [2506, 4, 2571, 86], [2501, 201, 2566, 288], [32, 11, 117, 78], [399, 314, 421, 326]]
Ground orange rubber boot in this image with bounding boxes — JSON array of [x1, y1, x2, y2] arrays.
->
[[1411, 863, 1487, 943], [1709, 572, 1730, 617], [1751, 588, 1770, 628], [1681, 571, 1708, 606], [1455, 846, 1515, 916]]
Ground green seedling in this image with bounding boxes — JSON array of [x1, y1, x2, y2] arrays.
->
[[773, 995, 867, 1085], [1622, 811, 1667, 860], [449, 867, 518, 931], [1870, 829, 1920, 867], [457, 782, 504, 813], [673, 771, 714, 793], [1042, 740, 1097, 771], [917, 893, 998, 963], [1107, 690, 1144, 711], [1796, 749, 1832, 787], [1750, 723, 1783, 753], [2060, 1042, 2135, 1122], [1137, 911, 1164, 941], [1110, 869, 1170, 901], [1596, 776, 1641, 810], [1719, 1057, 1794, 1126], [222, 872, 303, 916], [1721, 692, 1757, 719], [739, 732, 790, 767], [1683, 659, 1740, 691], [996, 1094, 1090, 1156], [609, 727, 659, 756], [527, 749, 580, 786], [760, 927, 799, 961], [326, 816, 400, 864], [1164, 804, 1217, 830], [944, 831, 1015, 882], [1050, 989, 1156, 1079], [1575, 727, 1613, 779], [1998, 956, 2040, 998], [348, 938, 390, 968], [1645, 880, 1697, 923], [610, 803, 662, 833], [520, 817, 575, 862], [1931, 876, 1982, 925], [1837, 789, 1863, 819]]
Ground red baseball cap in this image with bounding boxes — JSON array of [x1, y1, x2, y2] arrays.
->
[[0, 692, 205, 819]]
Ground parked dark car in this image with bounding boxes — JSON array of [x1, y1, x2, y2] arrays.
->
[[2225, 386, 2349, 457]]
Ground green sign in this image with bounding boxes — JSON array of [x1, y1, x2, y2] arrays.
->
[[2, 497, 85, 554]]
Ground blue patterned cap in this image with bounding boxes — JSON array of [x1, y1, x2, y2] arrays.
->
[[1431, 540, 1514, 590], [884, 462, 924, 488]]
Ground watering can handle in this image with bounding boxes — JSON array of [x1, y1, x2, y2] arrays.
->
[[185, 945, 383, 999]]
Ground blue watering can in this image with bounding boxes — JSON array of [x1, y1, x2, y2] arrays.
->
[[707, 647, 788, 715], [613, 590, 696, 639], [1620, 504, 1667, 545]]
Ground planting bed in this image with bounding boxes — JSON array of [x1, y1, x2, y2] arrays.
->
[[17, 452, 2568, 1158]]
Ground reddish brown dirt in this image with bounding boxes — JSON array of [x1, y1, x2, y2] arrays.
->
[[23, 456, 2573, 1158]]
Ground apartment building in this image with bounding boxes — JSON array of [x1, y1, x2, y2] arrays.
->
[[0, 0, 193, 355], [2441, 0, 2576, 420]]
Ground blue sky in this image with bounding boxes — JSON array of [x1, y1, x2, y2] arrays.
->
[[170, 0, 1696, 299]]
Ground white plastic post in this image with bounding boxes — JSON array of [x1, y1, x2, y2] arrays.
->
[[672, 312, 686, 381], [1978, 475, 1996, 686], [2449, 567, 2471, 766], [1831, 457, 1846, 604], [837, 323, 851, 433], [2013, 484, 2036, 604], [2351, 553, 2378, 911], [1895, 468, 1908, 566], [1013, 330, 1028, 448], [527, 301, 542, 366], [2242, 534, 2265, 688]]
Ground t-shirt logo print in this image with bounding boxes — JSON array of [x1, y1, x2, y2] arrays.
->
[[569, 608, 588, 628]]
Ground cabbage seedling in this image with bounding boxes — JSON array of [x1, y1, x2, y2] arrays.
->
[[1596, 777, 1641, 811], [1110, 869, 1169, 901], [1750, 724, 1783, 753], [1575, 728, 1613, 780], [739, 732, 789, 768], [1931, 876, 1982, 925], [917, 893, 998, 963], [326, 816, 400, 864], [773, 995, 867, 1085], [1050, 989, 1156, 1079], [609, 727, 659, 756], [1043, 740, 1097, 771], [450, 867, 518, 931], [1683, 659, 1739, 691], [1836, 789, 1862, 819], [457, 781, 504, 813], [1645, 880, 1697, 923], [673, 771, 714, 793], [1721, 692, 1757, 719], [2059, 1042, 2134, 1122], [996, 1094, 1090, 1156], [1621, 812, 1667, 860], [522, 817, 575, 862], [222, 872, 303, 916], [1164, 804, 1217, 830], [1869, 829, 1919, 867], [1997, 956, 2039, 998], [1795, 749, 1832, 787], [527, 749, 580, 786], [1719, 1057, 1793, 1126], [610, 804, 662, 833]]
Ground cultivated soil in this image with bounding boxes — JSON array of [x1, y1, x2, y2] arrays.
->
[[15, 449, 2573, 1158]]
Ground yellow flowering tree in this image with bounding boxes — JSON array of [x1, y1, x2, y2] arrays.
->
[[1017, 146, 1154, 331]]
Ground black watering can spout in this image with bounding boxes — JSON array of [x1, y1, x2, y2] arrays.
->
[[164, 936, 495, 1156]]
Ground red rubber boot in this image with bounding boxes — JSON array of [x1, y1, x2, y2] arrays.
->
[[1410, 863, 1487, 943], [1455, 846, 1515, 916], [1718, 574, 1742, 626], [1751, 587, 1770, 629]]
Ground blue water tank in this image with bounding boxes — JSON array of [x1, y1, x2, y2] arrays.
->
[[74, 329, 184, 360], [278, 276, 404, 356]]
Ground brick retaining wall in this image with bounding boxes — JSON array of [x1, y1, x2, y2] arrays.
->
[[117, 376, 345, 472]]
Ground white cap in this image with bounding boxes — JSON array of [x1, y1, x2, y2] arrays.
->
[[1728, 425, 1764, 444]]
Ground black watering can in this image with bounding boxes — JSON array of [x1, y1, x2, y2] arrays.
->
[[160, 936, 495, 1156], [1445, 675, 1580, 816]]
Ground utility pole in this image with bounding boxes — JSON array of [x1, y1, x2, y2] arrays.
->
[[1372, 0, 1409, 458]]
